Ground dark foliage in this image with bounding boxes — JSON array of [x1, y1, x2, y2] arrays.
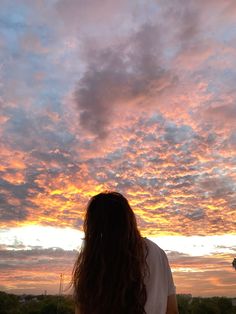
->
[[0, 292, 235, 314], [0, 292, 74, 314], [177, 295, 236, 314]]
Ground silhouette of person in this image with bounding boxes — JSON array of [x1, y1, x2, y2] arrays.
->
[[233, 258, 236, 270], [72, 191, 178, 314]]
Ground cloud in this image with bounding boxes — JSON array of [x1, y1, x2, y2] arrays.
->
[[204, 103, 236, 126], [166, 249, 236, 297], [0, 194, 28, 222], [184, 208, 205, 221], [55, 0, 128, 32], [197, 175, 236, 205], [74, 23, 178, 138], [0, 246, 235, 296], [0, 0, 235, 240], [164, 123, 195, 145], [0, 247, 76, 294], [72, 0, 236, 138]]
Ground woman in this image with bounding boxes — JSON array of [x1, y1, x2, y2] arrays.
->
[[72, 191, 178, 314]]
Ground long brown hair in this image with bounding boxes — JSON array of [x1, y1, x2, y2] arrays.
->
[[72, 191, 149, 314]]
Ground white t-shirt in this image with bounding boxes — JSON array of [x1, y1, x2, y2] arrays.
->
[[144, 238, 176, 314]]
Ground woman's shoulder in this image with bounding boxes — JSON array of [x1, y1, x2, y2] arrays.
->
[[143, 237, 165, 252], [143, 237, 167, 261]]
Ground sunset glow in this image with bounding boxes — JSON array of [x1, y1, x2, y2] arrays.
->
[[0, 0, 236, 297]]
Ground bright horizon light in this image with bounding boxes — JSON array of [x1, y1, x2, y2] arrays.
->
[[1, 225, 236, 257], [0, 225, 84, 251]]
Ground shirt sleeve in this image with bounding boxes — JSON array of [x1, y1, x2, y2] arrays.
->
[[162, 250, 176, 295]]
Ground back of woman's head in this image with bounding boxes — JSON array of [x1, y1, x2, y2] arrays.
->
[[73, 191, 148, 314]]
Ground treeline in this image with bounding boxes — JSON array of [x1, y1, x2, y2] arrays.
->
[[177, 294, 236, 314], [0, 291, 235, 314], [0, 292, 73, 314]]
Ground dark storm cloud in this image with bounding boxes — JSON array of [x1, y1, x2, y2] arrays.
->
[[74, 23, 178, 138]]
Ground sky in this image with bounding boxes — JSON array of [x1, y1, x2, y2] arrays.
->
[[0, 0, 236, 297]]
